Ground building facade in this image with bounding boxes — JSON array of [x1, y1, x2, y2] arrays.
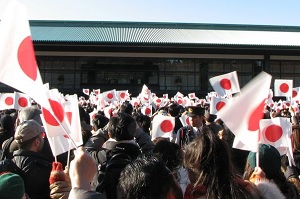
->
[[3, 21, 300, 97]]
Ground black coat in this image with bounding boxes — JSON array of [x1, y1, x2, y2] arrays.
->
[[13, 149, 52, 199]]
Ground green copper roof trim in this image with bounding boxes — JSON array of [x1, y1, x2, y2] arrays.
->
[[29, 20, 300, 46]]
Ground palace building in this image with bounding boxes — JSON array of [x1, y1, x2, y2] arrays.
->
[[5, 20, 300, 97]]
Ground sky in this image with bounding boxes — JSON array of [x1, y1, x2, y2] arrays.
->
[[1, 0, 300, 26]]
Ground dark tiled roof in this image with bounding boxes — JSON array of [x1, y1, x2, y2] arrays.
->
[[30, 21, 300, 46]]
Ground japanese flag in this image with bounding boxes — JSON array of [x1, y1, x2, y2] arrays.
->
[[116, 90, 129, 102], [63, 94, 83, 146], [259, 117, 291, 155], [93, 89, 100, 95], [292, 87, 300, 100], [82, 88, 89, 96], [209, 71, 240, 97], [41, 89, 72, 138], [274, 79, 293, 98], [89, 109, 98, 126], [179, 114, 190, 127], [14, 91, 31, 110], [102, 89, 116, 104], [139, 84, 151, 105], [163, 94, 168, 100], [0, 1, 48, 108], [188, 93, 196, 99], [0, 93, 15, 110], [141, 105, 152, 117], [130, 97, 140, 107], [151, 115, 175, 140], [210, 96, 231, 115], [218, 71, 272, 152]]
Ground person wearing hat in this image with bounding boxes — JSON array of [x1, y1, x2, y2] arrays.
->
[[13, 119, 52, 199], [175, 106, 208, 148], [244, 144, 299, 199], [0, 172, 27, 199]]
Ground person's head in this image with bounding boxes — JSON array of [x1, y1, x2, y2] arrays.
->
[[107, 112, 136, 141], [183, 129, 232, 186], [0, 172, 26, 199], [119, 101, 133, 115], [14, 119, 45, 152], [183, 129, 252, 198], [246, 144, 282, 180], [186, 106, 205, 128], [0, 114, 15, 135], [119, 155, 183, 199], [153, 139, 183, 173], [134, 113, 151, 134], [92, 114, 109, 131], [17, 106, 42, 126], [168, 103, 180, 117]]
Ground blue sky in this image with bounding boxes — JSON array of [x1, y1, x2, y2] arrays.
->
[[3, 0, 300, 26]]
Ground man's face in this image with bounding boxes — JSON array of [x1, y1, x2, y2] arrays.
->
[[37, 133, 45, 152], [188, 115, 203, 128]]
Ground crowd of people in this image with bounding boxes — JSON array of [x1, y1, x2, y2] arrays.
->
[[0, 98, 300, 199]]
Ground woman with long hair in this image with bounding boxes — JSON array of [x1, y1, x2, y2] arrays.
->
[[183, 128, 260, 199]]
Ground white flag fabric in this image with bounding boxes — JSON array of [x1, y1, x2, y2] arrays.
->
[[63, 95, 83, 146], [259, 117, 291, 155], [179, 114, 190, 127], [218, 71, 272, 152], [292, 87, 300, 101], [151, 115, 175, 140], [14, 92, 31, 110], [274, 79, 293, 98], [209, 71, 240, 97], [102, 89, 116, 104], [141, 105, 152, 117], [82, 88, 89, 96], [116, 90, 129, 102], [210, 96, 231, 115], [0, 93, 16, 110], [0, 1, 48, 109]]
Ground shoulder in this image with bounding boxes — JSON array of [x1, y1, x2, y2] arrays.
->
[[255, 179, 285, 199], [69, 188, 104, 199]]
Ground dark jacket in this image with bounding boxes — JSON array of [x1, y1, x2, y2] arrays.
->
[[89, 139, 141, 199], [134, 128, 154, 154], [13, 149, 52, 199], [176, 124, 209, 148]]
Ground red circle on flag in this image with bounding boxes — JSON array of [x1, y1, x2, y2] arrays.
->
[[120, 92, 126, 99], [42, 107, 59, 126], [42, 99, 65, 126], [17, 36, 38, 81], [5, 97, 14, 105], [294, 107, 299, 112], [265, 124, 283, 142], [293, 90, 298, 98], [177, 99, 182, 105], [220, 78, 232, 90], [107, 93, 113, 99], [18, 97, 28, 107], [216, 101, 226, 111], [248, 100, 265, 131], [280, 83, 289, 93], [285, 102, 290, 107], [160, 120, 174, 133], [145, 108, 151, 115], [134, 102, 139, 107], [156, 98, 161, 103], [185, 117, 190, 125]]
